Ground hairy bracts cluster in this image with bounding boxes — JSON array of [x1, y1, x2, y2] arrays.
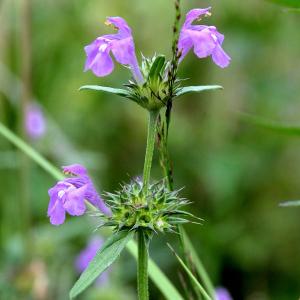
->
[[124, 55, 181, 111], [94, 179, 196, 236]]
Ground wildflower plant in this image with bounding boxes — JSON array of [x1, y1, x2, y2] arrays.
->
[[47, 2, 229, 300]]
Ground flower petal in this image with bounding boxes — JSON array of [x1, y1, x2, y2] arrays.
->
[[91, 51, 114, 77], [84, 40, 101, 72], [178, 31, 193, 61], [63, 164, 88, 177], [211, 44, 231, 68], [190, 28, 216, 58], [64, 185, 87, 216], [47, 193, 66, 226], [106, 17, 132, 37], [183, 7, 211, 27], [111, 37, 135, 65]]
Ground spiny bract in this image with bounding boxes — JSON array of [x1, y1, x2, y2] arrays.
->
[[124, 55, 182, 111], [93, 178, 199, 237]]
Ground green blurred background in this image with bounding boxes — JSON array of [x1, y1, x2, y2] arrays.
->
[[1, 0, 300, 299]]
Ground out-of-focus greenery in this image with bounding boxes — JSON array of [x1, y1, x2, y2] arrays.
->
[[1, 0, 300, 299]]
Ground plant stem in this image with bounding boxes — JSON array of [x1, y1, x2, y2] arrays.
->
[[142, 110, 159, 195], [137, 230, 149, 300], [138, 109, 159, 300]]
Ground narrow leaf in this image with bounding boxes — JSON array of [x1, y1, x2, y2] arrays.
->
[[70, 231, 134, 299], [126, 241, 184, 300], [279, 200, 300, 207], [79, 85, 130, 97], [167, 244, 212, 300], [148, 55, 166, 81], [175, 85, 223, 97], [267, 0, 300, 8], [179, 228, 215, 299], [239, 112, 300, 136], [0, 122, 63, 180]]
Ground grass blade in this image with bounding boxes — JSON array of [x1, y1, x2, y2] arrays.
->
[[279, 200, 300, 207], [167, 243, 212, 300], [239, 112, 300, 136], [180, 227, 215, 299], [0, 122, 63, 180]]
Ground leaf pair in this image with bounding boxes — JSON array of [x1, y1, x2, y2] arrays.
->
[[79, 84, 223, 101]]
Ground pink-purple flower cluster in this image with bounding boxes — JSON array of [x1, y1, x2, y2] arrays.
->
[[84, 7, 230, 81], [47, 164, 111, 225]]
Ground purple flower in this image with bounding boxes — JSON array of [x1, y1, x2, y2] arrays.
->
[[25, 103, 46, 139], [75, 237, 109, 286], [178, 7, 231, 68], [215, 287, 233, 300], [47, 164, 111, 225], [84, 17, 144, 84]]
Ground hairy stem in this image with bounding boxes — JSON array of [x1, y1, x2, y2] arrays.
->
[[137, 230, 149, 300], [142, 110, 159, 195]]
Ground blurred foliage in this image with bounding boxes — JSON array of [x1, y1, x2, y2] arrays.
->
[[1, 0, 300, 299], [267, 0, 300, 8]]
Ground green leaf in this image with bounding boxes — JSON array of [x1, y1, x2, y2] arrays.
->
[[79, 85, 130, 97], [126, 241, 184, 300], [179, 228, 215, 299], [280, 200, 300, 207], [148, 55, 166, 81], [267, 0, 300, 8], [167, 244, 212, 300], [70, 231, 134, 299], [239, 112, 300, 136], [175, 85, 223, 98]]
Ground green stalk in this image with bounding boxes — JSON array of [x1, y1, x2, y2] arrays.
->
[[142, 110, 159, 195], [137, 230, 149, 300], [138, 109, 159, 300]]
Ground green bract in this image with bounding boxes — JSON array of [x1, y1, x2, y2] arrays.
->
[[92, 178, 199, 238], [124, 55, 178, 110]]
